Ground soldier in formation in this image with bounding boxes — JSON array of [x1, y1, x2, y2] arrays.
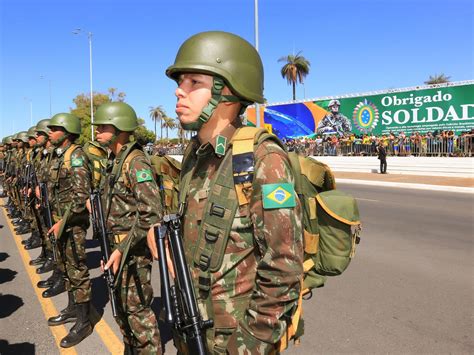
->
[[2, 31, 305, 355]]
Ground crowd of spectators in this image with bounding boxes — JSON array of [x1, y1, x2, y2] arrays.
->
[[144, 129, 474, 158], [283, 129, 474, 157]]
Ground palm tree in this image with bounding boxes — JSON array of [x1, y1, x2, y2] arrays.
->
[[424, 74, 451, 85], [149, 106, 166, 142], [278, 51, 310, 101], [162, 116, 178, 140]]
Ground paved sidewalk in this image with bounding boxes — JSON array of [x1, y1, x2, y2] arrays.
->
[[334, 172, 474, 188]]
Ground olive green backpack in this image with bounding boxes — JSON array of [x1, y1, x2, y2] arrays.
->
[[149, 155, 181, 215]]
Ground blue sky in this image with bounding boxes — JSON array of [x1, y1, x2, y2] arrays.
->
[[1, 0, 473, 138]]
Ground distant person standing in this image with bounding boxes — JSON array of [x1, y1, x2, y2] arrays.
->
[[377, 141, 387, 174]]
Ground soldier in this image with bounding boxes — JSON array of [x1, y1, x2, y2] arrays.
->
[[94, 102, 163, 354], [317, 99, 352, 136], [45, 113, 93, 348], [11, 131, 32, 235], [21, 126, 43, 251], [30, 119, 55, 270], [149, 31, 304, 353]]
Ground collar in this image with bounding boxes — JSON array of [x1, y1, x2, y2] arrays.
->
[[197, 119, 242, 158], [56, 142, 72, 157]]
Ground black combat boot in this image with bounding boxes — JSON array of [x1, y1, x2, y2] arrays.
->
[[15, 224, 31, 235], [37, 268, 60, 288], [22, 230, 39, 245], [36, 257, 55, 274], [42, 275, 65, 298], [60, 302, 93, 348], [12, 218, 25, 226], [48, 291, 77, 326], [25, 235, 42, 250], [30, 247, 47, 266]]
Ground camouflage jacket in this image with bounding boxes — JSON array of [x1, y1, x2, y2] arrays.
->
[[48, 143, 91, 225], [37, 146, 54, 184], [181, 122, 304, 350], [317, 112, 352, 136], [102, 142, 163, 254]]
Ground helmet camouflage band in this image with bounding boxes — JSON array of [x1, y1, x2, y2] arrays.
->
[[93, 102, 138, 132], [48, 113, 81, 135], [166, 31, 264, 104], [35, 118, 51, 135]]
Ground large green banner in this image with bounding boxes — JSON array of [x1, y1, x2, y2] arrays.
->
[[315, 83, 474, 135], [246, 82, 474, 139]]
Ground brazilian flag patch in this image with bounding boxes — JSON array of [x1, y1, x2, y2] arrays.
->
[[71, 157, 84, 167], [136, 169, 153, 183], [262, 183, 296, 209]]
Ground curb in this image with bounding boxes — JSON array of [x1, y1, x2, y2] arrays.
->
[[336, 179, 474, 194]]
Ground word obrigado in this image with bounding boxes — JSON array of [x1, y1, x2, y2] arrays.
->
[[380, 91, 474, 125]]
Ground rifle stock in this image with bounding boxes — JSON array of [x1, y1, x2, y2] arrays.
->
[[154, 214, 213, 355], [39, 182, 57, 262], [90, 190, 118, 317]]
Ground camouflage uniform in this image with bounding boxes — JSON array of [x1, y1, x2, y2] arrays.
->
[[180, 121, 304, 353], [316, 112, 352, 137], [49, 143, 92, 303], [102, 142, 163, 353]]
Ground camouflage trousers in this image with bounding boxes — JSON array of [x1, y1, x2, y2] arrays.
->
[[114, 254, 162, 354], [59, 226, 91, 303]]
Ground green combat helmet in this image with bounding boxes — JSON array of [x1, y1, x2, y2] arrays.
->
[[27, 126, 37, 138], [166, 31, 264, 130], [35, 118, 51, 135], [5, 136, 13, 144], [93, 102, 138, 132], [48, 113, 81, 135], [16, 131, 29, 143]]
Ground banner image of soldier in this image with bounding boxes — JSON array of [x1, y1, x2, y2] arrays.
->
[[316, 99, 352, 136]]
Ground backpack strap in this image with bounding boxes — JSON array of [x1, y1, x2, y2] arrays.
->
[[83, 141, 107, 189], [63, 143, 80, 169], [191, 127, 282, 293]]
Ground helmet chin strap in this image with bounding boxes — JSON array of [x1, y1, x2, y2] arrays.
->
[[52, 132, 68, 146], [181, 76, 243, 131]]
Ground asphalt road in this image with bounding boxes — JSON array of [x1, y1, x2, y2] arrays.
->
[[0, 184, 473, 354]]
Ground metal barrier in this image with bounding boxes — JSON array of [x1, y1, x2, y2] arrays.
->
[[285, 136, 473, 157], [150, 136, 474, 157]]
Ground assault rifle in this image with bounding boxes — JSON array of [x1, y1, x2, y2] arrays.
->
[[90, 189, 118, 317], [39, 182, 57, 262], [154, 214, 213, 355]]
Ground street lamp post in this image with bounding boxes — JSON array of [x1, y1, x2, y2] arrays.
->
[[73, 29, 95, 140], [40, 75, 52, 117], [254, 0, 261, 129]]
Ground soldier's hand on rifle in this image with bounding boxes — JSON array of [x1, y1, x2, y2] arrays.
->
[[27, 187, 32, 197], [48, 220, 62, 237], [104, 249, 122, 275], [86, 199, 92, 214], [147, 225, 175, 278]]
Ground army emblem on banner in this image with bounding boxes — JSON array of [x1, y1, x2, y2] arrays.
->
[[352, 99, 379, 133]]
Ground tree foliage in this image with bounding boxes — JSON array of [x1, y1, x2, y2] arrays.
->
[[70, 88, 155, 145], [149, 106, 168, 141], [134, 118, 156, 145], [278, 51, 311, 101], [424, 74, 451, 85]]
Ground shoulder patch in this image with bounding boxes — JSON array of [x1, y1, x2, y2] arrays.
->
[[262, 183, 296, 209], [136, 169, 153, 183], [71, 157, 84, 167]]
